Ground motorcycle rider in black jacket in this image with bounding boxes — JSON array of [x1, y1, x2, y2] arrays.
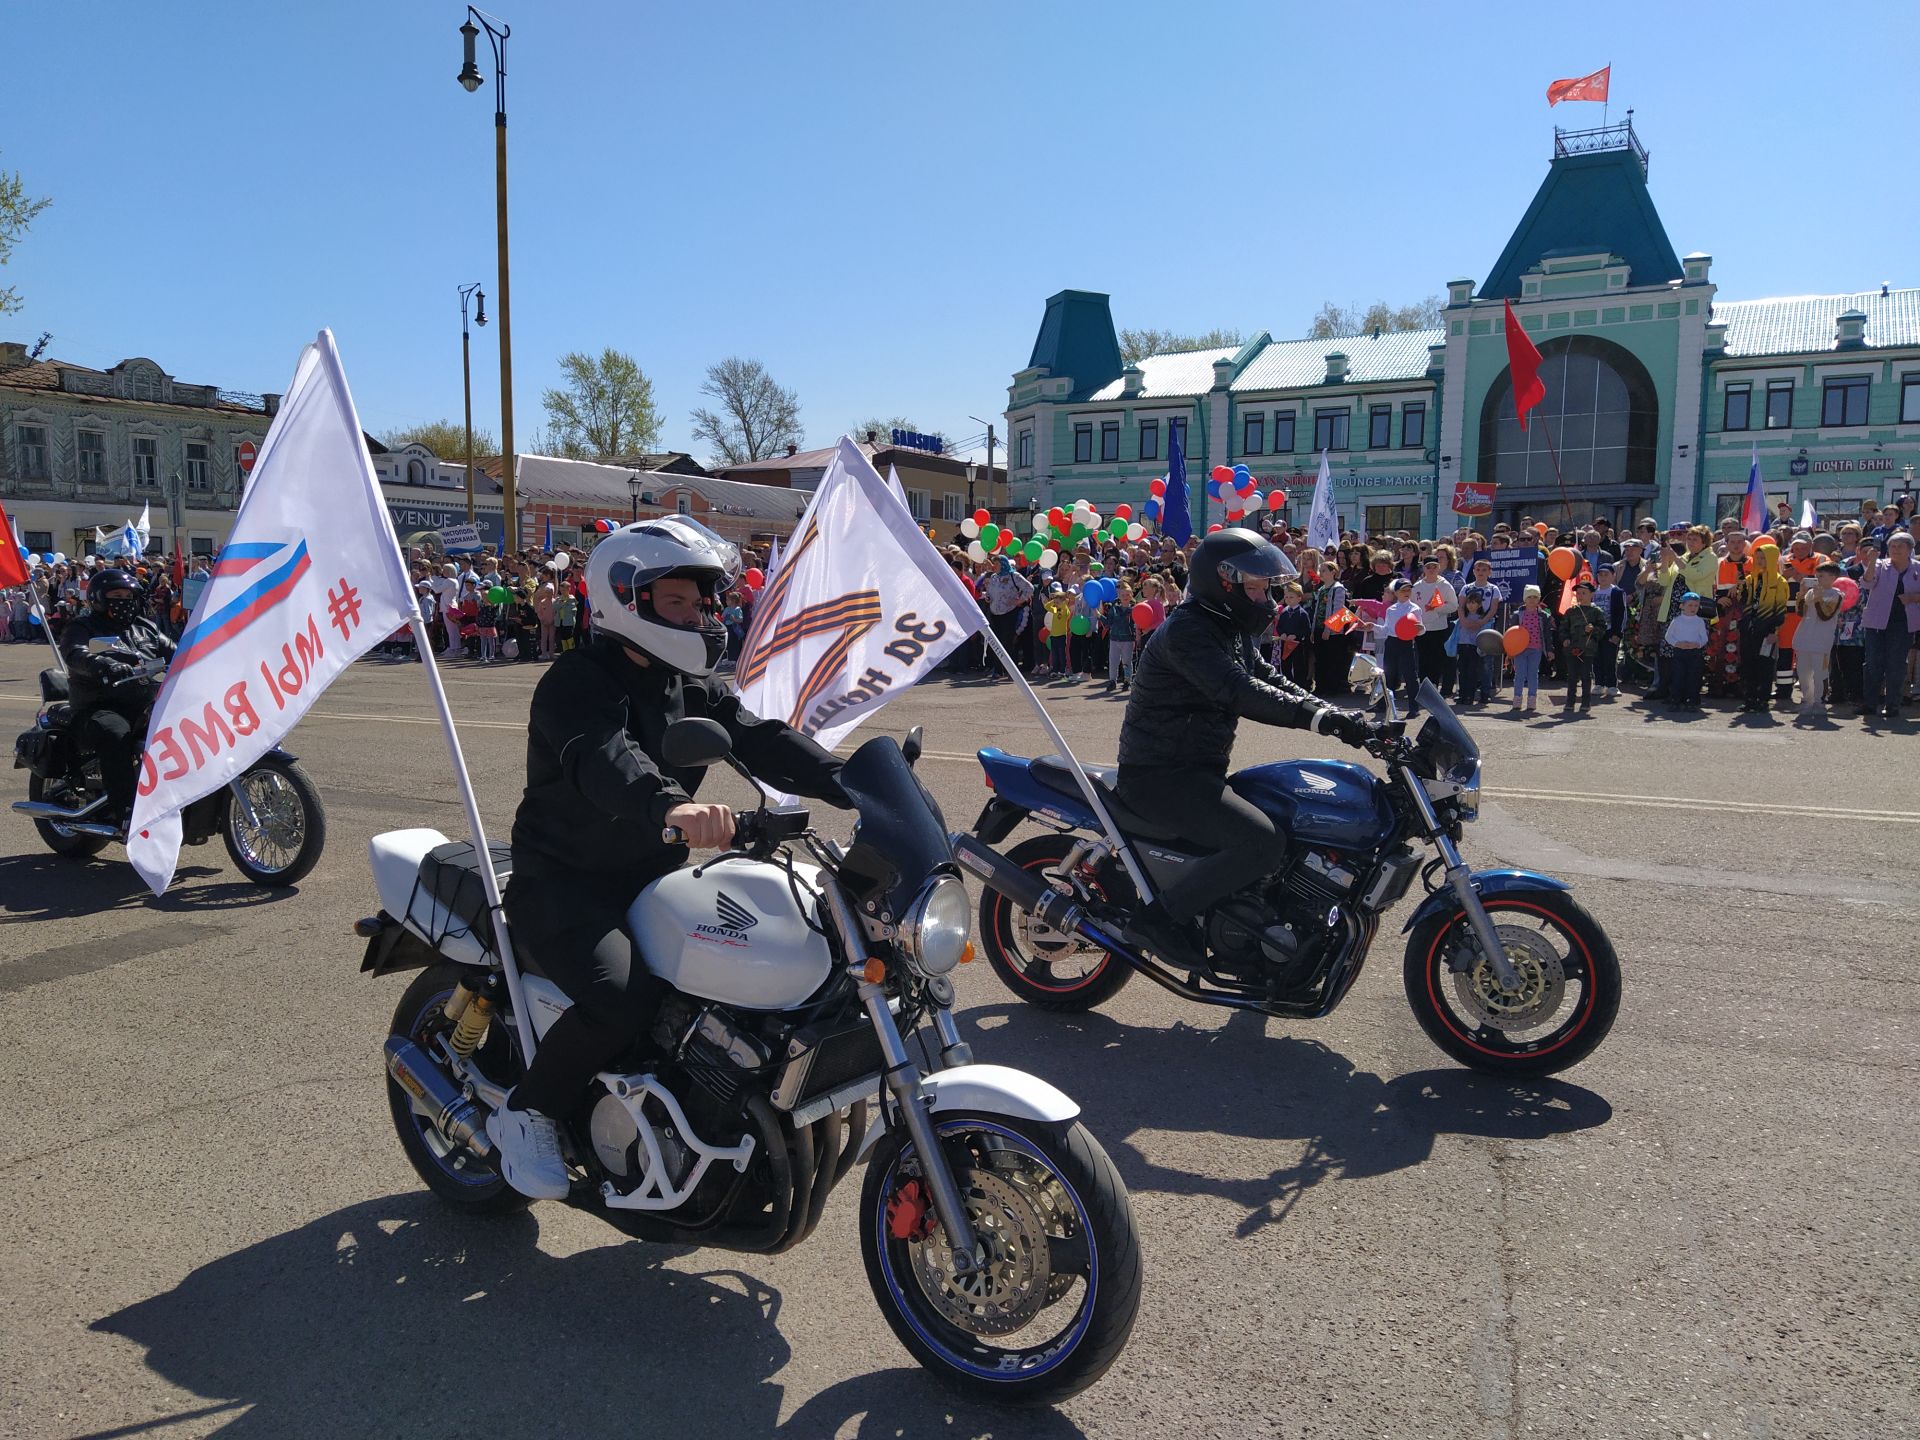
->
[[489, 518, 852, 1200], [58, 567, 177, 825], [1116, 528, 1398, 970]]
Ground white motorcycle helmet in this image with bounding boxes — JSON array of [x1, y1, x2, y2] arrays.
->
[[585, 517, 741, 677]]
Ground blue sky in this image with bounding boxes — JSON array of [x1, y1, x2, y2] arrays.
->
[[5, 1, 1916, 464]]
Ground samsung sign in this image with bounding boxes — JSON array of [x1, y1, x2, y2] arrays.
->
[[890, 429, 946, 455]]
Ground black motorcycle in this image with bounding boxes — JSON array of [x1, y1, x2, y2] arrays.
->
[[954, 660, 1620, 1077], [11, 658, 326, 886]]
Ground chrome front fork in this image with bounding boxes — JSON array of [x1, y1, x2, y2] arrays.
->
[[1398, 764, 1522, 991]]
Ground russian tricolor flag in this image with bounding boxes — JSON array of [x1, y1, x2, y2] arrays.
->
[[1739, 446, 1767, 533]]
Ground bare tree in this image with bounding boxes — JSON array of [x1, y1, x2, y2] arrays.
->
[[381, 419, 497, 458], [1305, 297, 1443, 340], [691, 357, 803, 465], [1118, 327, 1244, 366], [0, 152, 51, 317], [540, 348, 662, 459]]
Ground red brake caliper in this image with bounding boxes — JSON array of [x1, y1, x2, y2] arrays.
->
[[887, 1178, 935, 1240]]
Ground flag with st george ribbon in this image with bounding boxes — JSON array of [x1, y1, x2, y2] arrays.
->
[[733, 437, 982, 764], [1306, 449, 1340, 553], [127, 332, 416, 894], [1160, 419, 1193, 546]]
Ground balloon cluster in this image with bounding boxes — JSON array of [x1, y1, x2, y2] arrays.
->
[[959, 499, 1146, 568], [591, 518, 618, 535], [1142, 477, 1168, 526], [1206, 464, 1284, 522]]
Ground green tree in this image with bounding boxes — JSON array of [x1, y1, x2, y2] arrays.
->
[[0, 153, 51, 317], [1304, 297, 1443, 340], [1118, 327, 1245, 366], [541, 348, 662, 459], [690, 357, 803, 465], [380, 419, 497, 459]]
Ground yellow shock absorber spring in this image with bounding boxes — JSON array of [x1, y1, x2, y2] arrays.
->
[[448, 993, 494, 1058]]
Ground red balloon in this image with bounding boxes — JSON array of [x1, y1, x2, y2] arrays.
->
[[743, 567, 765, 587], [1207, 523, 1224, 534], [972, 509, 990, 528], [1132, 601, 1155, 631], [1148, 478, 1166, 497], [1114, 503, 1132, 521], [1000, 530, 1019, 550], [1211, 465, 1233, 484], [1394, 613, 1421, 640], [1048, 507, 1066, 528], [1266, 490, 1286, 510]]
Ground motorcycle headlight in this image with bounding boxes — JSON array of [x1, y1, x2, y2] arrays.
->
[[900, 875, 971, 976], [1454, 761, 1481, 820]]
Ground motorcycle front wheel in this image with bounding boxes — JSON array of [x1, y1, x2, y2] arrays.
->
[[222, 756, 326, 886], [1403, 889, 1621, 1076], [861, 1110, 1141, 1406]]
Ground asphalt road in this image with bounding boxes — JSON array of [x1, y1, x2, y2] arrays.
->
[[1, 642, 1915, 1440]]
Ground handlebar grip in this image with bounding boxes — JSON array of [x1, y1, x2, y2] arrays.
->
[[661, 826, 686, 845]]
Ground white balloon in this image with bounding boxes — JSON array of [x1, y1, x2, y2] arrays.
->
[[551, 552, 572, 572], [26, 553, 42, 568], [1127, 523, 1145, 541], [1038, 548, 1059, 570], [967, 540, 987, 561], [960, 518, 981, 539], [51, 552, 66, 564], [1031, 514, 1047, 534]]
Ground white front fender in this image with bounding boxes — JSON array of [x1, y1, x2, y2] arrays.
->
[[856, 1063, 1080, 1163]]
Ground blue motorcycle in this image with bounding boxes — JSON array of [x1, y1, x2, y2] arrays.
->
[[951, 661, 1620, 1076]]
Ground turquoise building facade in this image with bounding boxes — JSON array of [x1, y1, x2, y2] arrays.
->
[[1007, 121, 1919, 539]]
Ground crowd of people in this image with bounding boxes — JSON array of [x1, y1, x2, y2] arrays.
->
[[11, 497, 1919, 727]]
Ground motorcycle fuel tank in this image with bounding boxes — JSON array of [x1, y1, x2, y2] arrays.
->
[[1229, 760, 1396, 851], [628, 859, 834, 1011]]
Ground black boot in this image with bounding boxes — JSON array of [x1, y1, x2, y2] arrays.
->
[[1125, 902, 1208, 973]]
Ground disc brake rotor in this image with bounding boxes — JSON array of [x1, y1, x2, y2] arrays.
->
[[1019, 868, 1099, 960], [1452, 923, 1567, 1031], [909, 1167, 1053, 1335]]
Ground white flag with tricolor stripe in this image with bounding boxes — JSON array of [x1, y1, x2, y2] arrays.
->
[[127, 331, 415, 894], [734, 437, 981, 757]]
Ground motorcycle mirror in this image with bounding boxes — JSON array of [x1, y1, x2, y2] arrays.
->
[[661, 717, 733, 769], [902, 726, 924, 767], [1347, 653, 1381, 688]]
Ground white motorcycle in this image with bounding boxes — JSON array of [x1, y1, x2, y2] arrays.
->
[[356, 721, 1141, 1404]]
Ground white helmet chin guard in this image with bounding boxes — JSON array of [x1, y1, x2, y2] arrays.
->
[[585, 517, 742, 677]]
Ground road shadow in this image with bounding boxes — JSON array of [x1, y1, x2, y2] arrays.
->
[[90, 1192, 1086, 1440], [961, 1004, 1611, 1239], [0, 852, 280, 922]]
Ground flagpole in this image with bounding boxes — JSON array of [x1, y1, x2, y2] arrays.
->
[[27, 583, 66, 676], [975, 622, 1155, 899]]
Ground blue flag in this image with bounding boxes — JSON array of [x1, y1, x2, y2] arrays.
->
[[543, 514, 553, 552], [1161, 419, 1193, 546]]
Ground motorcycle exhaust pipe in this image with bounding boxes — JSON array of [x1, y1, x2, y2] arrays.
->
[[951, 833, 1086, 935], [12, 800, 121, 838], [383, 1035, 494, 1157]]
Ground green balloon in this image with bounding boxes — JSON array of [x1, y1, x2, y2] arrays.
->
[[1024, 539, 1044, 563], [980, 522, 1001, 550], [1069, 614, 1091, 636], [1108, 517, 1128, 538], [487, 585, 509, 604], [1067, 523, 1087, 546], [1090, 562, 1105, 575]]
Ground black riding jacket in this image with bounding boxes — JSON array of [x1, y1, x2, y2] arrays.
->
[[510, 640, 850, 882], [1116, 600, 1333, 773], [58, 611, 176, 714]]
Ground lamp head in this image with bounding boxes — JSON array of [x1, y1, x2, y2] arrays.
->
[[457, 19, 484, 92], [474, 289, 487, 326]]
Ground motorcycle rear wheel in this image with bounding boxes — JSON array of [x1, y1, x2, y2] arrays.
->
[[27, 771, 110, 859], [861, 1110, 1141, 1406], [977, 833, 1132, 1012], [386, 964, 528, 1215]]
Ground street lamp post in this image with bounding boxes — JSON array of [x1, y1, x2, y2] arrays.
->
[[627, 473, 643, 522], [458, 8, 516, 552], [458, 282, 486, 525]]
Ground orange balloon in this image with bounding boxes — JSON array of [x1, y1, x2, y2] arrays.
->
[[1533, 522, 1550, 538], [1547, 547, 1578, 581], [1502, 625, 1529, 657]]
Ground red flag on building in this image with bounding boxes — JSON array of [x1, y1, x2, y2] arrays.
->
[[1546, 66, 1610, 106], [0, 507, 31, 587], [1503, 299, 1546, 431]]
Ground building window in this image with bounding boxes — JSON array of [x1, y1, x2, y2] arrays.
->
[[1820, 376, 1869, 427], [15, 423, 48, 479], [24, 529, 53, 552], [1903, 373, 1920, 424], [1765, 380, 1793, 429], [185, 440, 211, 490], [1713, 493, 1746, 525], [1368, 406, 1392, 449], [191, 536, 215, 557], [1100, 421, 1119, 462], [1138, 419, 1159, 462], [76, 429, 106, 484], [1017, 430, 1033, 468], [131, 435, 159, 487], [1242, 413, 1264, 455], [675, 495, 692, 515], [941, 493, 965, 522], [1073, 424, 1093, 463], [1402, 403, 1426, 449], [1313, 409, 1349, 452], [1365, 504, 1422, 534], [1478, 334, 1659, 494], [1723, 384, 1751, 432], [1169, 417, 1188, 455], [1273, 410, 1296, 453], [906, 489, 931, 521]]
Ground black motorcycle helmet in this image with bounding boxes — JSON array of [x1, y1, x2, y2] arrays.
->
[[1189, 528, 1288, 635], [89, 566, 146, 626]]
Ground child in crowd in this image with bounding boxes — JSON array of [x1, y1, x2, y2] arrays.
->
[[1832, 538, 1874, 706], [1509, 585, 1547, 713], [1043, 583, 1073, 678], [1558, 579, 1604, 713], [1380, 579, 1421, 712], [1590, 562, 1625, 699], [1662, 592, 1711, 711], [1455, 588, 1494, 705], [1105, 581, 1138, 691], [1792, 562, 1844, 720], [721, 589, 747, 662], [555, 584, 578, 652], [1274, 582, 1311, 687], [475, 590, 500, 664]]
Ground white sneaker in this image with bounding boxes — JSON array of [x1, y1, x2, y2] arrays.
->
[[486, 1097, 570, 1199]]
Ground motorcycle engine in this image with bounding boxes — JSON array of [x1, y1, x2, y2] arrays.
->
[[589, 1090, 691, 1191], [1206, 899, 1306, 981]]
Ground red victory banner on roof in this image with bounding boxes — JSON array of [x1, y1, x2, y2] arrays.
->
[[1451, 482, 1496, 517], [1547, 66, 1610, 106]]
